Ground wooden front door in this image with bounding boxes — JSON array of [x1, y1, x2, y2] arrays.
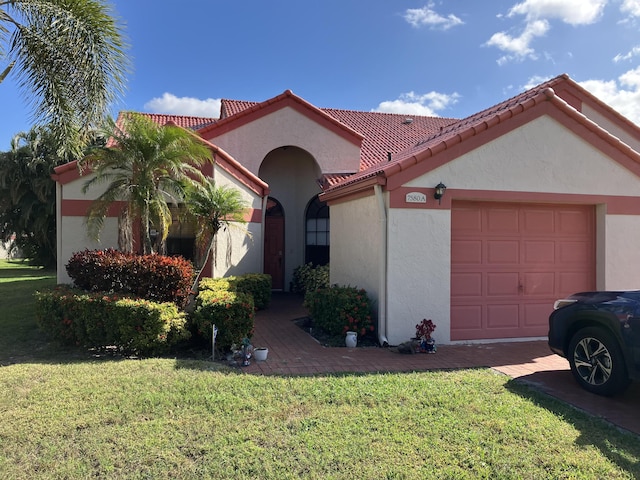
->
[[264, 198, 285, 290]]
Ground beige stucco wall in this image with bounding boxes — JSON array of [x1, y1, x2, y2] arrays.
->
[[405, 116, 640, 195], [385, 114, 640, 344], [57, 216, 119, 284], [208, 107, 361, 175], [209, 165, 263, 278], [330, 193, 382, 308]]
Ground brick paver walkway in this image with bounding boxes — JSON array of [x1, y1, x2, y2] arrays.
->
[[243, 293, 640, 436]]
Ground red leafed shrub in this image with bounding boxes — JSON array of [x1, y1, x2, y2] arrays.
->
[[66, 249, 194, 307]]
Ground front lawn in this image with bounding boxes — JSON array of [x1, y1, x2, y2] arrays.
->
[[2, 260, 640, 478]]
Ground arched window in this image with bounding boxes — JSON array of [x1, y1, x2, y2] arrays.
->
[[305, 196, 329, 265]]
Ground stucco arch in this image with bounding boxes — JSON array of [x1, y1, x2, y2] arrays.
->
[[259, 146, 323, 290]]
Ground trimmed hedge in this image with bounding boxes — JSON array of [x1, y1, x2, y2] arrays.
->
[[35, 286, 190, 356], [199, 273, 271, 310], [304, 285, 375, 338], [190, 289, 255, 354], [66, 249, 194, 307], [292, 263, 330, 297]]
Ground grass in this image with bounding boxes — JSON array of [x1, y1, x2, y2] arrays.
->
[[2, 259, 640, 479]]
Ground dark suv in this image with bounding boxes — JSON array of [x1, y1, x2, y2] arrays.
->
[[548, 290, 640, 396]]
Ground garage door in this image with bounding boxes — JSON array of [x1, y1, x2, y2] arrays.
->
[[451, 201, 595, 341]]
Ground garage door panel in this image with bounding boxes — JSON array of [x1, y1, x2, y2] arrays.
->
[[451, 273, 482, 296], [522, 272, 555, 295], [558, 272, 592, 295], [451, 201, 594, 341], [451, 240, 482, 264], [523, 303, 554, 328], [452, 208, 482, 234], [558, 241, 591, 264], [487, 240, 519, 264], [487, 208, 519, 232], [523, 241, 555, 263], [450, 306, 482, 331], [522, 209, 555, 234], [486, 305, 519, 328], [557, 210, 591, 234], [486, 272, 519, 296]]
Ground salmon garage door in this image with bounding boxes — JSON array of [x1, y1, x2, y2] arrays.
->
[[451, 201, 595, 341]]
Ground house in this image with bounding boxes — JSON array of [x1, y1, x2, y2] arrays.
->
[[53, 74, 640, 345]]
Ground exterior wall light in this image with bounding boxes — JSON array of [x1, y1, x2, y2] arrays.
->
[[434, 182, 447, 204]]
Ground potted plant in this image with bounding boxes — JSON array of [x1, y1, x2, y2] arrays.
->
[[415, 318, 437, 353]]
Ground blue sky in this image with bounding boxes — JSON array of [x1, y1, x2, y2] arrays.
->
[[2, 0, 640, 149]]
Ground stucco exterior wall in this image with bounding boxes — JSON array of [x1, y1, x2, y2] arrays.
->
[[330, 193, 382, 312], [602, 214, 640, 290], [385, 208, 451, 345], [57, 216, 119, 284], [208, 107, 361, 175], [210, 165, 263, 278], [405, 116, 640, 195]]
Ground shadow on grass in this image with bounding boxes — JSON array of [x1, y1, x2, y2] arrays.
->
[[505, 375, 640, 474]]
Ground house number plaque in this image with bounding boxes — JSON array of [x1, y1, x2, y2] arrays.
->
[[405, 192, 427, 204]]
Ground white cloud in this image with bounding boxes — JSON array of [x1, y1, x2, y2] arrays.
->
[[580, 67, 640, 124], [621, 0, 640, 17], [485, 19, 549, 64], [487, 0, 606, 64], [144, 93, 221, 118], [373, 91, 460, 116], [508, 0, 606, 25], [614, 45, 640, 62], [404, 2, 464, 30]]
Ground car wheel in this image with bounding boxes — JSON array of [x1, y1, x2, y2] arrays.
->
[[568, 327, 630, 396]]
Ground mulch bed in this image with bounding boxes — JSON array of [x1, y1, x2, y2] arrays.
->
[[293, 317, 380, 348]]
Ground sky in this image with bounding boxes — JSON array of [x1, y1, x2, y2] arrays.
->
[[2, 0, 640, 149]]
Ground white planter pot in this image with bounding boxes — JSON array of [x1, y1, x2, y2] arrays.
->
[[254, 347, 269, 361], [345, 331, 358, 348]]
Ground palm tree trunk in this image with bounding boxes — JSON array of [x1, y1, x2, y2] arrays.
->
[[185, 234, 216, 312]]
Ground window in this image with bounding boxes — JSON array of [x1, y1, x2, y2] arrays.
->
[[305, 196, 329, 265]]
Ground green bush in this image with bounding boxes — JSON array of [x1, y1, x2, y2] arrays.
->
[[199, 273, 271, 310], [190, 289, 255, 354], [35, 285, 190, 356], [291, 263, 330, 296], [304, 285, 375, 338], [66, 249, 195, 308]]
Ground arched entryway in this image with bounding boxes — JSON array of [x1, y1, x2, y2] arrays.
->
[[264, 197, 285, 290]]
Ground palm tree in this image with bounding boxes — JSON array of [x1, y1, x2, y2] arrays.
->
[[186, 176, 249, 270], [0, 0, 128, 156], [82, 114, 213, 254], [0, 126, 66, 266], [183, 176, 249, 302]]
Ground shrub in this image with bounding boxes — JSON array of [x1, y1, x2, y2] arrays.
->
[[199, 273, 272, 310], [291, 263, 330, 296], [190, 289, 255, 354], [35, 285, 190, 356], [66, 249, 194, 307], [304, 286, 375, 338]]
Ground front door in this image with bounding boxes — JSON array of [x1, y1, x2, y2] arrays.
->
[[264, 198, 285, 290]]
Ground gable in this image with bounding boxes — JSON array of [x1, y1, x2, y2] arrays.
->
[[203, 104, 363, 176], [404, 114, 640, 196]]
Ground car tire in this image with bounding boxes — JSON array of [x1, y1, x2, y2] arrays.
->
[[568, 327, 630, 396]]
